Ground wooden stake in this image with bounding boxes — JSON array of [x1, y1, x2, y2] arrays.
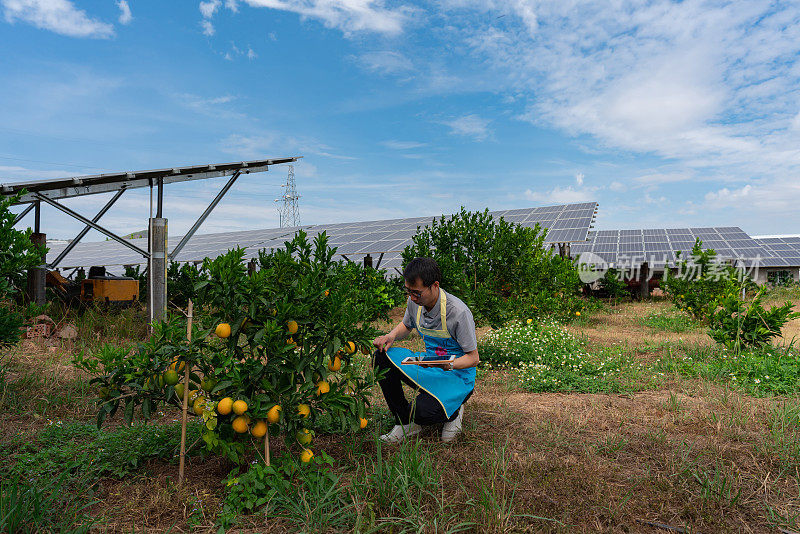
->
[[264, 425, 271, 466], [178, 300, 193, 485]]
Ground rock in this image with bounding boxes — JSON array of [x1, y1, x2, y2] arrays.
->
[[56, 324, 78, 339]]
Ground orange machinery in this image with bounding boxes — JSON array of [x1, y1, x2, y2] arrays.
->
[[47, 266, 139, 305]]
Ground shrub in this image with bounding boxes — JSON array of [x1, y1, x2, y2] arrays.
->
[[707, 288, 799, 352], [661, 240, 745, 322], [598, 268, 630, 304], [401, 208, 583, 326], [0, 192, 47, 300], [77, 231, 379, 464]]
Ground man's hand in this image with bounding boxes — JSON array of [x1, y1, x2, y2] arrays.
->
[[373, 334, 395, 351]]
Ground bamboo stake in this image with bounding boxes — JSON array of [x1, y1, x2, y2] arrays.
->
[[264, 425, 271, 466], [178, 300, 193, 485]]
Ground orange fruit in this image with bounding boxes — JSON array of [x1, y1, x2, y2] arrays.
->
[[575, 311, 581, 317], [215, 323, 231, 338], [232, 416, 249, 433], [359, 417, 368, 429], [251, 420, 267, 438], [300, 449, 314, 463], [328, 356, 342, 372], [296, 428, 312, 445], [287, 320, 299, 335], [526, 318, 533, 324], [232, 400, 248, 415], [287, 337, 295, 346], [163, 369, 179, 386], [315, 381, 330, 396], [344, 341, 356, 355], [324, 289, 329, 297], [193, 398, 206, 416], [297, 404, 310, 418], [267, 404, 282, 424], [217, 397, 233, 415]]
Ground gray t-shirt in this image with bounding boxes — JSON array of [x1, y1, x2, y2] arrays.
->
[[402, 288, 478, 353]]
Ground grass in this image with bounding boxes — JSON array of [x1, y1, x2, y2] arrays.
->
[[3, 298, 800, 532], [638, 307, 699, 333]]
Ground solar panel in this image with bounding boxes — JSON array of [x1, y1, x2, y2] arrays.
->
[[753, 237, 800, 268], [44, 202, 598, 270], [576, 226, 772, 270]]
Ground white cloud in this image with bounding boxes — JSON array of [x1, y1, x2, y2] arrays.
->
[[445, 1, 800, 187], [575, 172, 584, 186], [199, 0, 221, 19], [201, 18, 215, 36], [609, 181, 626, 192], [238, 0, 412, 36], [116, 0, 131, 25], [247, 47, 257, 60], [381, 140, 426, 150], [524, 185, 597, 204], [2, 0, 114, 38], [357, 51, 413, 75], [441, 114, 491, 142]]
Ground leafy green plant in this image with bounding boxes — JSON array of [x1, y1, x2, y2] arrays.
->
[[598, 268, 630, 304], [78, 231, 379, 465], [707, 288, 799, 352], [218, 452, 351, 531], [661, 240, 745, 322], [401, 208, 583, 326], [0, 306, 24, 346]]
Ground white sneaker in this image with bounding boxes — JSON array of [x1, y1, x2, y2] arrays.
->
[[379, 422, 422, 443], [441, 406, 463, 443]]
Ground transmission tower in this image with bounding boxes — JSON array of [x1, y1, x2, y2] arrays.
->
[[275, 165, 300, 227]]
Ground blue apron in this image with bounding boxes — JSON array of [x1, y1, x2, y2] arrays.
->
[[386, 290, 476, 418]]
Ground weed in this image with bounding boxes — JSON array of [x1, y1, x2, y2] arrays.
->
[[638, 308, 698, 333]]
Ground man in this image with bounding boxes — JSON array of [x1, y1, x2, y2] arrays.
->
[[373, 257, 479, 443]]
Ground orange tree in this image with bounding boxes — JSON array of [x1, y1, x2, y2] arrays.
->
[[76, 231, 380, 463]]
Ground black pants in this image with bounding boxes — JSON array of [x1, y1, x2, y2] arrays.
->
[[373, 350, 470, 425]]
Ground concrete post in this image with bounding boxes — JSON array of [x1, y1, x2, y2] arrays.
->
[[27, 232, 47, 305], [149, 218, 168, 323]]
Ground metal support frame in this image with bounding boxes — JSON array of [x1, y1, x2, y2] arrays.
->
[[49, 188, 127, 268], [34, 193, 148, 258], [13, 203, 35, 225], [375, 253, 385, 269], [169, 170, 241, 261]]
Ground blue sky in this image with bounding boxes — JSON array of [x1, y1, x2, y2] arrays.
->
[[2, 0, 799, 240]]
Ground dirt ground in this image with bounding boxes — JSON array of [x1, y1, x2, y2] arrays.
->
[[3, 298, 800, 532]]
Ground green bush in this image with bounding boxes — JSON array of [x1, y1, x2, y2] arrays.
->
[[329, 261, 405, 323], [0, 306, 24, 346], [401, 208, 583, 326], [707, 288, 799, 352], [661, 240, 745, 322], [0, 192, 47, 300], [599, 267, 629, 304], [0, 192, 47, 346]]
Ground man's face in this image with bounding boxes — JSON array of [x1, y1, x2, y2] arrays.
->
[[404, 277, 439, 307]]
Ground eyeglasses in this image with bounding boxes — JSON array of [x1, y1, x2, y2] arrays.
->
[[403, 286, 425, 298]]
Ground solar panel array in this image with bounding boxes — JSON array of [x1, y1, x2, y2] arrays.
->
[[754, 237, 800, 268], [45, 202, 598, 272], [571, 227, 768, 268]]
